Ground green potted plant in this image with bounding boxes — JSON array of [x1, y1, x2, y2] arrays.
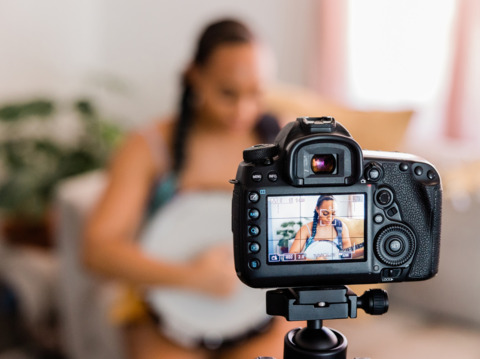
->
[[276, 220, 304, 253], [0, 98, 123, 247]]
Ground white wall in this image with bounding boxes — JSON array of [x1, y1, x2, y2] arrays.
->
[[0, 1, 100, 99], [0, 0, 316, 127]]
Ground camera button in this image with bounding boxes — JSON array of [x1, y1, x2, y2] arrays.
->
[[414, 166, 423, 176], [248, 208, 260, 220], [378, 191, 391, 205], [399, 163, 409, 172], [382, 268, 402, 279], [248, 225, 260, 237], [387, 207, 398, 217], [249, 259, 261, 270], [388, 239, 403, 253], [248, 192, 260, 203], [369, 168, 380, 180], [365, 162, 383, 182], [375, 188, 394, 207], [267, 171, 279, 182], [374, 214, 384, 224], [251, 172, 263, 182], [249, 242, 261, 253], [427, 170, 436, 180]]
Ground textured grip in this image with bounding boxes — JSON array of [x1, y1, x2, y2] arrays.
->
[[382, 163, 442, 279]]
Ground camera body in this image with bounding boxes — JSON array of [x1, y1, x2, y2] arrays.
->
[[232, 117, 442, 288]]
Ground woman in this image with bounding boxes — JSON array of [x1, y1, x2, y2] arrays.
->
[[289, 195, 353, 260], [83, 19, 294, 359]]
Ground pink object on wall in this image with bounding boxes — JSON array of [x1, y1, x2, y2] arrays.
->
[[445, 0, 479, 140], [309, 0, 349, 103]]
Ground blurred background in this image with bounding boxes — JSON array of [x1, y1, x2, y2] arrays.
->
[[1, 0, 479, 358]]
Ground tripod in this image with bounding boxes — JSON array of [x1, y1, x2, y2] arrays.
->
[[264, 286, 389, 359]]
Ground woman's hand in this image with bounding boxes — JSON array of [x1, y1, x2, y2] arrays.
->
[[186, 244, 238, 298]]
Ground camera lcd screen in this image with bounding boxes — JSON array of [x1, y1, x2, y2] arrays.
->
[[267, 194, 365, 263]]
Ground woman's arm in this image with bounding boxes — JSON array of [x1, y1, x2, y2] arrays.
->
[[289, 223, 311, 254], [82, 128, 235, 296], [83, 130, 179, 284]]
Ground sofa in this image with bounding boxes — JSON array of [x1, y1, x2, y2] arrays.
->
[[55, 171, 125, 359]]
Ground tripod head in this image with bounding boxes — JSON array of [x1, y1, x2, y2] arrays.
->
[[264, 286, 388, 359]]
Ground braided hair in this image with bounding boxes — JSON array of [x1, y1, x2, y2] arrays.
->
[[172, 19, 256, 173], [309, 195, 335, 240]]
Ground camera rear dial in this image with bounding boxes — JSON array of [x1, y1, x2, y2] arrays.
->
[[374, 224, 416, 266]]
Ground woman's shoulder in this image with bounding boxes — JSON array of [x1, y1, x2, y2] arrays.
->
[[304, 221, 314, 229], [111, 116, 177, 177], [119, 116, 174, 152], [300, 221, 314, 234], [139, 115, 176, 143]]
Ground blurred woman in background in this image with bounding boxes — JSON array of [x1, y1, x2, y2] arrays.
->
[[83, 18, 293, 359]]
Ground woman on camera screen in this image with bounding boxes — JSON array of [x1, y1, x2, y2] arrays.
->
[[289, 195, 362, 260], [83, 18, 292, 359]]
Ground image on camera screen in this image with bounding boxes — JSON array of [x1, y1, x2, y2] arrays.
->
[[267, 194, 365, 263]]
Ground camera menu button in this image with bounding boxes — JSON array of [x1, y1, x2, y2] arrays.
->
[[251, 172, 263, 182]]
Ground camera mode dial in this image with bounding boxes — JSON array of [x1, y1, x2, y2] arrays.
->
[[243, 144, 279, 164]]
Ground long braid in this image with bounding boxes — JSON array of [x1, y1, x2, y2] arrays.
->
[[172, 78, 194, 173], [309, 210, 320, 240]]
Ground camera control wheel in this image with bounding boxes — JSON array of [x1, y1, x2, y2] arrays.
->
[[374, 224, 416, 266], [243, 144, 279, 164]]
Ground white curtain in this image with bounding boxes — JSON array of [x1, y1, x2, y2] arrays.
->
[[310, 0, 480, 144]]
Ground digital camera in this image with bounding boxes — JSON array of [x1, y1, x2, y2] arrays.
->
[[231, 117, 442, 288]]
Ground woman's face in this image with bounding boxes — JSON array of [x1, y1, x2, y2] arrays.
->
[[191, 42, 269, 133], [317, 200, 336, 226]]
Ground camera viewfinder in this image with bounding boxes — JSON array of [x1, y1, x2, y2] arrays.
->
[[311, 154, 336, 174]]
